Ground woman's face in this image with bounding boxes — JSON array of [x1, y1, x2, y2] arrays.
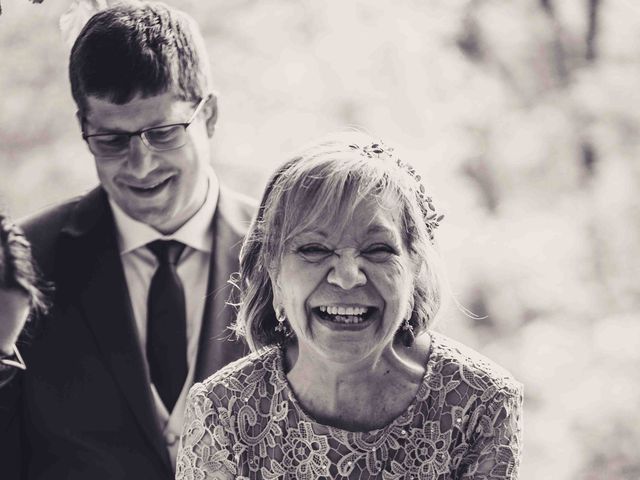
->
[[0, 288, 30, 352], [272, 196, 417, 363]]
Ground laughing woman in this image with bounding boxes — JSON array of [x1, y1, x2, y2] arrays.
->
[[176, 133, 523, 479], [0, 214, 48, 388]]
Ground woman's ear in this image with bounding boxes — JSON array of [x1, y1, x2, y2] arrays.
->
[[268, 265, 282, 311], [203, 93, 218, 137], [405, 296, 415, 321]]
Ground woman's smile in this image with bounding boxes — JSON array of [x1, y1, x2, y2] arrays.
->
[[312, 305, 379, 330]]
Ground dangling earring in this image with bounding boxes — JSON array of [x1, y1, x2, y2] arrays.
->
[[275, 308, 288, 333], [402, 318, 414, 335], [402, 300, 415, 335], [401, 316, 415, 347]]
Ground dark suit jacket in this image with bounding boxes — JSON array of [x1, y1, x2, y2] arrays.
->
[[0, 186, 254, 479]]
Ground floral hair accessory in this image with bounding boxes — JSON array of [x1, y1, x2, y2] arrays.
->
[[348, 141, 444, 243]]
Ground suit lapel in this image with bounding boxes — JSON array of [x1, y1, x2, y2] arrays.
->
[[194, 189, 249, 382], [60, 188, 172, 471]]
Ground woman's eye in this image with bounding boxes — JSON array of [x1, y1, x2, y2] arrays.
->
[[362, 244, 396, 262], [297, 244, 332, 261]]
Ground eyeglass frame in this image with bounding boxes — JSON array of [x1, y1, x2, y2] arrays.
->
[[81, 96, 207, 156]]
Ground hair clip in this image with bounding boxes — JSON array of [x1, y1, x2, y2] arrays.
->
[[349, 141, 444, 243]]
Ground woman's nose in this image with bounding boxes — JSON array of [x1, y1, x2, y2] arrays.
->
[[326, 249, 366, 290]]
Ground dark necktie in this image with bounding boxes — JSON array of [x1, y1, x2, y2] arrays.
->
[[146, 240, 187, 412]]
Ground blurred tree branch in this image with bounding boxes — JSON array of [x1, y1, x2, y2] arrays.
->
[[539, 0, 554, 14], [462, 155, 499, 213], [586, 0, 601, 62], [0, 0, 44, 16], [538, 0, 570, 87]]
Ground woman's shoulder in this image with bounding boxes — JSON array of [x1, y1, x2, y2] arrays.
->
[[192, 345, 282, 403], [428, 331, 523, 399], [203, 345, 280, 387]]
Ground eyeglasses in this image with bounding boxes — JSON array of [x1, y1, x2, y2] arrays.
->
[[82, 97, 207, 157]]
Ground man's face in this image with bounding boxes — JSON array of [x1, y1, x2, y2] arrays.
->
[[83, 92, 216, 234]]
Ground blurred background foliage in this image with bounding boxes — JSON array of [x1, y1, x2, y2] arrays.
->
[[1, 0, 639, 478]]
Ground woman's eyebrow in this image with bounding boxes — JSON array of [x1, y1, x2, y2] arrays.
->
[[365, 224, 395, 236], [295, 229, 328, 239]]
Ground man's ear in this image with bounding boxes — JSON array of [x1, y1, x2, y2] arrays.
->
[[203, 93, 218, 137], [75, 110, 84, 132]]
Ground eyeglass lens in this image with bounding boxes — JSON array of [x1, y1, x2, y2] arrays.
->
[[88, 125, 187, 156]]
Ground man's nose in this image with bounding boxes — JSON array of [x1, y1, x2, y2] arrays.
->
[[326, 249, 367, 290], [126, 135, 155, 177]]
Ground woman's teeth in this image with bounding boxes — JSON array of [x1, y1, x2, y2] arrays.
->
[[317, 306, 370, 324], [320, 305, 368, 315]]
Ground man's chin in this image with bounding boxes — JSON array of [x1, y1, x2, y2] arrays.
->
[[119, 203, 172, 229], [111, 188, 203, 234], [135, 207, 196, 235]]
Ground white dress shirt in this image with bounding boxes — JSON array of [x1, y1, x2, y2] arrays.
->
[[109, 169, 219, 470]]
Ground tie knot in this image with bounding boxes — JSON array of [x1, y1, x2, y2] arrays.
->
[[147, 240, 185, 265]]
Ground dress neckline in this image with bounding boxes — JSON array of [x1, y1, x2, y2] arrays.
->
[[273, 332, 442, 437]]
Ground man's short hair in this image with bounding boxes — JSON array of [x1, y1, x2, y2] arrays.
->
[[69, 1, 211, 116]]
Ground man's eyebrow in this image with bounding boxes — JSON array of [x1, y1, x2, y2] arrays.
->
[[85, 117, 176, 134]]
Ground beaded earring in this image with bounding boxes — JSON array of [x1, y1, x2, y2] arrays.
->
[[401, 318, 414, 335], [400, 317, 416, 347], [275, 308, 288, 333]]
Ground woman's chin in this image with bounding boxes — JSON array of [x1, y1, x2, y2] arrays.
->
[[294, 309, 396, 364]]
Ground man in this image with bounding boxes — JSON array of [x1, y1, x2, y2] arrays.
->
[[0, 3, 254, 478]]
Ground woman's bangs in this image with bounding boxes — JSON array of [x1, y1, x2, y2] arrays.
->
[[283, 169, 399, 243], [282, 175, 349, 242]]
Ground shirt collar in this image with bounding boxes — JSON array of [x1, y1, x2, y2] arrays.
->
[[109, 168, 219, 255]]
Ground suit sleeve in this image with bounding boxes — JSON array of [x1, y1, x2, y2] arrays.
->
[[457, 382, 524, 479], [0, 369, 17, 388], [0, 370, 25, 479]]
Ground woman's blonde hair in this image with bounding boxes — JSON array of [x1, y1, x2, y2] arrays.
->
[[233, 132, 444, 350]]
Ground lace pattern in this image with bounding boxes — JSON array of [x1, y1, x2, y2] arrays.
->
[[176, 332, 523, 479]]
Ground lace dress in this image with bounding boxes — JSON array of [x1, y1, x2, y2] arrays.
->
[[176, 332, 523, 479]]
